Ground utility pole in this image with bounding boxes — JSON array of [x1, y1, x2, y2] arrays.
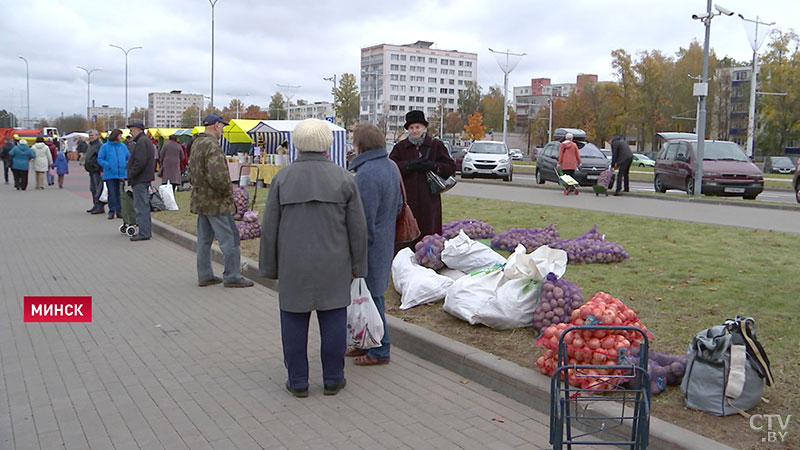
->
[[277, 84, 301, 120], [738, 14, 774, 159], [109, 44, 142, 122], [488, 48, 525, 147], [77, 66, 101, 126], [18, 56, 29, 128], [208, 0, 220, 109]]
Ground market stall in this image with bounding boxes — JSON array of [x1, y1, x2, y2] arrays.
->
[[249, 120, 347, 168]]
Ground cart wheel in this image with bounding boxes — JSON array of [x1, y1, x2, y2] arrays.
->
[[574, 190, 579, 195], [564, 190, 569, 195], [595, 192, 599, 196], [119, 224, 127, 234], [126, 225, 138, 237]]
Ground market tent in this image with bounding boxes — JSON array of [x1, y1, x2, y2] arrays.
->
[[150, 128, 181, 140], [174, 128, 194, 136], [221, 119, 262, 154], [58, 132, 89, 152], [249, 120, 347, 168], [190, 126, 206, 135]]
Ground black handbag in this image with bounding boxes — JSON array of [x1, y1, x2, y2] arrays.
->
[[423, 147, 457, 195]]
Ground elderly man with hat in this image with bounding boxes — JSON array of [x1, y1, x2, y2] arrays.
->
[[187, 114, 254, 288], [126, 121, 156, 241], [260, 118, 368, 397], [389, 110, 456, 244]]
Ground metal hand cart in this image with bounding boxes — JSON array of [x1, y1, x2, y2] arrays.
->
[[119, 182, 138, 237], [235, 164, 261, 217], [592, 168, 616, 196], [550, 325, 651, 449], [556, 168, 580, 195]]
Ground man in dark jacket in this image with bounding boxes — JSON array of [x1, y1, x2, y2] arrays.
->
[[85, 130, 105, 214], [126, 122, 156, 241], [1, 137, 13, 185], [610, 136, 634, 196]]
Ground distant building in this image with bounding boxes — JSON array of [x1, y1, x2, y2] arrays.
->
[[148, 90, 203, 128], [288, 101, 335, 121], [88, 104, 123, 121], [513, 76, 582, 131], [360, 40, 478, 133], [711, 66, 751, 145]]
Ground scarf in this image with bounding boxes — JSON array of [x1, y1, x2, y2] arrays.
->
[[408, 132, 426, 147]]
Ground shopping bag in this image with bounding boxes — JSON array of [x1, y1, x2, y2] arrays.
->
[[158, 182, 179, 211], [426, 170, 457, 195], [99, 182, 108, 203], [346, 279, 384, 349]]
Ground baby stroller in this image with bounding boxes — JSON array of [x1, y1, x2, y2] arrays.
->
[[119, 184, 138, 237], [555, 168, 580, 195], [592, 167, 616, 196]]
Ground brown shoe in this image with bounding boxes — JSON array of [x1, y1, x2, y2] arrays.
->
[[346, 346, 366, 357], [353, 355, 390, 366]]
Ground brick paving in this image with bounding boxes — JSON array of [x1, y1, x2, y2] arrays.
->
[[0, 164, 560, 450]]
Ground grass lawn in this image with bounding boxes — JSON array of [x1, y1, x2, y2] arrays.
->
[[155, 188, 799, 449]]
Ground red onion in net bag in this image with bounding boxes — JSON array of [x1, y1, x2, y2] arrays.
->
[[442, 219, 495, 239], [490, 224, 560, 252], [414, 234, 446, 269]]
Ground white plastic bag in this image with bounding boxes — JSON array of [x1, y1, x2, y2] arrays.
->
[[391, 248, 454, 310], [442, 268, 505, 325], [441, 230, 506, 273], [346, 278, 384, 349], [99, 182, 108, 203], [503, 244, 567, 282], [158, 182, 179, 211]]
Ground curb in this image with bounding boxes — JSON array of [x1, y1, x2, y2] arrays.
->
[[152, 218, 734, 450]]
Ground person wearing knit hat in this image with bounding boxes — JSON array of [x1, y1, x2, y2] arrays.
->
[[260, 118, 368, 398], [389, 110, 456, 246]]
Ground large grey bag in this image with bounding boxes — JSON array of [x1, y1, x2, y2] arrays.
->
[[680, 316, 773, 416]]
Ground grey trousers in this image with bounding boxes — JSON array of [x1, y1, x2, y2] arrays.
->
[[131, 183, 152, 238], [196, 214, 243, 283]]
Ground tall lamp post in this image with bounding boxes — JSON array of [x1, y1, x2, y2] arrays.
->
[[691, 2, 734, 198], [109, 44, 142, 122], [277, 84, 301, 120], [738, 14, 775, 159], [488, 48, 525, 146], [18, 56, 30, 128], [77, 66, 102, 126], [208, 0, 220, 109]]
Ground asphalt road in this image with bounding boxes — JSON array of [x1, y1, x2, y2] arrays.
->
[[448, 178, 800, 234], [512, 173, 798, 204]]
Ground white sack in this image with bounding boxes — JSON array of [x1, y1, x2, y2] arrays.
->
[[471, 278, 539, 329], [391, 248, 454, 310], [442, 269, 505, 325], [441, 230, 506, 273], [504, 244, 567, 282]]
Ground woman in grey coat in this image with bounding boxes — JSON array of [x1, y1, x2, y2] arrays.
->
[[346, 124, 402, 365], [259, 118, 368, 398]]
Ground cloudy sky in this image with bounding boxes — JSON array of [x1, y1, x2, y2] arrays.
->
[[0, 0, 796, 122]]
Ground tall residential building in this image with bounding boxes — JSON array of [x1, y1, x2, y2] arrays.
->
[[148, 90, 203, 128], [360, 40, 478, 132], [288, 101, 335, 121]]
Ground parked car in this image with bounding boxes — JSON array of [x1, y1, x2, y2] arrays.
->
[[632, 153, 655, 167], [642, 151, 660, 161], [763, 156, 796, 174], [601, 149, 612, 160], [653, 139, 764, 199], [793, 159, 800, 203], [509, 148, 523, 160], [461, 141, 513, 181], [449, 146, 467, 173], [535, 137, 611, 186]]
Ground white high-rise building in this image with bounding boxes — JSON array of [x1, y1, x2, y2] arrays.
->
[[288, 101, 335, 121], [148, 90, 203, 128], [360, 41, 478, 133]]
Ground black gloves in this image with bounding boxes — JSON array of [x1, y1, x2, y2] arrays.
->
[[407, 158, 436, 172]]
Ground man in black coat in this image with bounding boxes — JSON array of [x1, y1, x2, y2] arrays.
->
[[1, 137, 13, 185], [84, 130, 105, 214], [126, 122, 156, 241], [610, 136, 634, 196]]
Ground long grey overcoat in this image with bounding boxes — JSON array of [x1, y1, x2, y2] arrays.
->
[[259, 152, 368, 313]]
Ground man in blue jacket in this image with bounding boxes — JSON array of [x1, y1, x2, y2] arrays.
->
[[126, 122, 156, 241]]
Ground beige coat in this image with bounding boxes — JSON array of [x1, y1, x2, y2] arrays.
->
[[31, 143, 53, 172]]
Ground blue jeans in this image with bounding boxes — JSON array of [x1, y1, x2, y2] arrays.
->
[[196, 214, 242, 283], [131, 183, 152, 238], [366, 295, 391, 361], [280, 308, 347, 389], [89, 171, 104, 210], [105, 179, 122, 215]]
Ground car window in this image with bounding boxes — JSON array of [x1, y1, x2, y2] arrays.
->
[[469, 142, 506, 154], [676, 142, 689, 160], [546, 144, 557, 158], [664, 143, 677, 161], [578, 143, 605, 158], [702, 142, 748, 161]]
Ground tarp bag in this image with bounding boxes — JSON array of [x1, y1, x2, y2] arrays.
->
[[346, 278, 384, 349], [680, 316, 773, 416]]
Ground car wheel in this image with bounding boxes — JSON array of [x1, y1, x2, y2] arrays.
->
[[653, 174, 666, 193], [686, 177, 695, 195], [743, 193, 758, 200], [535, 169, 545, 184], [795, 184, 800, 203], [639, 163, 645, 167], [504, 172, 512, 182]]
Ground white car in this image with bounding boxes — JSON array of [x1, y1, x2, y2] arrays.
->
[[509, 148, 523, 160], [461, 141, 513, 182]]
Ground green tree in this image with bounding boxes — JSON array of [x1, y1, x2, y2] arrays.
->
[[632, 50, 673, 151], [182, 105, 200, 127], [458, 81, 482, 120], [757, 30, 800, 155], [610, 49, 635, 137], [480, 85, 504, 133], [332, 73, 360, 129], [269, 93, 287, 120]]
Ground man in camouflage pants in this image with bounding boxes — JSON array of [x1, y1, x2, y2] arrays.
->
[[187, 114, 253, 288]]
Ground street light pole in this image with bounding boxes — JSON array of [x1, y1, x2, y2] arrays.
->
[[209, 0, 220, 109], [18, 56, 29, 128], [109, 44, 142, 122], [488, 48, 526, 147], [77, 66, 102, 126], [739, 14, 775, 159]]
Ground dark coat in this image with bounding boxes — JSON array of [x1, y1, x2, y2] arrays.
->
[[259, 152, 368, 313], [159, 139, 185, 184], [389, 134, 455, 241], [127, 133, 155, 185], [84, 139, 102, 173], [349, 148, 403, 297], [611, 137, 633, 167]]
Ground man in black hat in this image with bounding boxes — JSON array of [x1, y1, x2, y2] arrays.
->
[[389, 110, 456, 244], [126, 122, 156, 241]]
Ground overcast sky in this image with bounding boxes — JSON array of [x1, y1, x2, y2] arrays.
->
[[0, 0, 796, 122]]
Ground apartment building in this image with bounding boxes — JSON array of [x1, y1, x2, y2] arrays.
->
[[513, 76, 592, 130], [711, 66, 752, 145], [288, 101, 335, 121], [148, 90, 203, 128], [88, 104, 123, 121], [360, 40, 478, 132]]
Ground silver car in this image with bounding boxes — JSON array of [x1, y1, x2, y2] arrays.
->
[[461, 141, 513, 182]]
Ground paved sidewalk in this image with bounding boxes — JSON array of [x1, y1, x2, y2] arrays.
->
[[0, 169, 560, 450]]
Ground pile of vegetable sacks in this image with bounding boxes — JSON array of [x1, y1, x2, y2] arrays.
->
[[535, 292, 655, 391], [626, 347, 687, 394], [232, 187, 249, 221], [490, 224, 560, 252], [414, 234, 446, 269], [550, 225, 629, 264], [236, 210, 261, 240], [442, 219, 495, 239]]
